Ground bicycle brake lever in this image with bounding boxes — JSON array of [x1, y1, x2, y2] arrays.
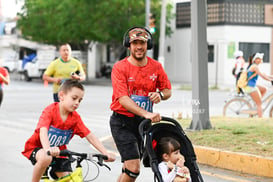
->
[[98, 162, 111, 171]]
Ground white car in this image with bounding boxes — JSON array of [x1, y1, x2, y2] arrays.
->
[[2, 56, 19, 73]]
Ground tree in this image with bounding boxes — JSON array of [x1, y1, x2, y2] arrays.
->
[[17, 0, 173, 52]]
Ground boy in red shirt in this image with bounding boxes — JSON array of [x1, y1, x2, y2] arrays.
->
[[22, 79, 115, 182]]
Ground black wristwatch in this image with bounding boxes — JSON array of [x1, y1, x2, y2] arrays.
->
[[158, 91, 164, 99]]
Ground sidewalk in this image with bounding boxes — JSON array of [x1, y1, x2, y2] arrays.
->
[[194, 146, 273, 178]]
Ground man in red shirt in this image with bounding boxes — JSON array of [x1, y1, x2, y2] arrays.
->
[[110, 27, 172, 182]]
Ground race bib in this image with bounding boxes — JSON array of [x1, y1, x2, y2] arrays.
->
[[130, 95, 153, 112], [48, 126, 73, 147]]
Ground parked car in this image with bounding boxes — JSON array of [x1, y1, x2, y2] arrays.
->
[[18, 49, 56, 81], [2, 55, 19, 73]]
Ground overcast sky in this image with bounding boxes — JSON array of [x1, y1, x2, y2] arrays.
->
[[1, 0, 24, 18]]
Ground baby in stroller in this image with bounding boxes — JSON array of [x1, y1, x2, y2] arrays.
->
[[139, 116, 204, 182], [155, 137, 191, 182]]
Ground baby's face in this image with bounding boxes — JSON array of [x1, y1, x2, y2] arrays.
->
[[168, 149, 184, 165]]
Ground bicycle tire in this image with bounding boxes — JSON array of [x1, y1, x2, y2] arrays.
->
[[223, 98, 253, 117]]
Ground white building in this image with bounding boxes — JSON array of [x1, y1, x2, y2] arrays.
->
[[164, 0, 273, 88]]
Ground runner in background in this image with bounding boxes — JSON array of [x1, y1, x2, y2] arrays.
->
[[232, 50, 245, 96], [0, 58, 10, 107], [43, 43, 86, 102]]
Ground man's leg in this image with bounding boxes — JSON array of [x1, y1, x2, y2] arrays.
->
[[118, 159, 140, 182]]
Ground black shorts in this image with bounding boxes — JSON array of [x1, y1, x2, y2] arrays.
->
[[29, 147, 72, 178], [110, 112, 147, 162]]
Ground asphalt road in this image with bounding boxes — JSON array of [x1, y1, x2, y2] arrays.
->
[[0, 77, 270, 182]]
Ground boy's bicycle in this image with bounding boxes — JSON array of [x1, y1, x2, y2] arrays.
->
[[223, 90, 273, 117], [41, 149, 111, 182]]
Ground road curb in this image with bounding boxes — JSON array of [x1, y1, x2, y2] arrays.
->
[[194, 145, 273, 178]]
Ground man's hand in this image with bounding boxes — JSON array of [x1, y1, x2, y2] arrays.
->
[[143, 112, 161, 123], [148, 92, 161, 104], [55, 78, 62, 84], [70, 73, 81, 80]]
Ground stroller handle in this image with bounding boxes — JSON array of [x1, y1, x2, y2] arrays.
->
[[138, 116, 185, 140], [161, 116, 184, 131]]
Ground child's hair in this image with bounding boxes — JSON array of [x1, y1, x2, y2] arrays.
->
[[156, 137, 181, 162], [59, 79, 84, 93], [247, 53, 256, 69]]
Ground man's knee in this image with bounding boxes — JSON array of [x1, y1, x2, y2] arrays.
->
[[123, 159, 140, 178], [122, 168, 140, 178]]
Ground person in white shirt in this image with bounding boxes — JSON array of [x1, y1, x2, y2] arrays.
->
[[156, 137, 191, 182], [232, 50, 246, 95]]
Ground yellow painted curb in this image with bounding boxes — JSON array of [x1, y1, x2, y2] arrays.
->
[[194, 145, 273, 178]]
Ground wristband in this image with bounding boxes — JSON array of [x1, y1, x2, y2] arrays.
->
[[158, 91, 164, 99]]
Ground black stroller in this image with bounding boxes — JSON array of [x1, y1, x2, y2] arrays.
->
[[138, 116, 204, 182]]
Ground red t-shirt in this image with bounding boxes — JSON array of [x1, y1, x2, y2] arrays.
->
[[0, 67, 8, 87], [110, 57, 171, 117], [22, 102, 91, 159]]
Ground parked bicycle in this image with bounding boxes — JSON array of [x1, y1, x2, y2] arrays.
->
[[223, 90, 273, 117], [41, 149, 111, 182]]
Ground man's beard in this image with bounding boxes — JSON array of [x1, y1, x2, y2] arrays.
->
[[132, 52, 146, 61]]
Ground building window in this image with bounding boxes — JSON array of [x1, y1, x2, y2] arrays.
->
[[208, 45, 214, 63], [176, 2, 191, 28], [239, 42, 269, 63], [176, 0, 271, 28]]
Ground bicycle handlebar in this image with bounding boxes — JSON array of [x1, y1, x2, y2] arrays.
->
[[47, 149, 110, 170]]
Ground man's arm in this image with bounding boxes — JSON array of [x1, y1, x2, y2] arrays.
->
[[119, 95, 161, 123], [43, 74, 62, 84], [160, 88, 172, 100]]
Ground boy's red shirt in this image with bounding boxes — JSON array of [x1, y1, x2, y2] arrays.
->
[[22, 102, 90, 159]]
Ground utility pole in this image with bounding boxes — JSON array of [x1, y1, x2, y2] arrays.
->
[[0, 0, 2, 20], [158, 0, 167, 68], [145, 0, 153, 58], [145, 0, 150, 28], [189, 0, 212, 130]]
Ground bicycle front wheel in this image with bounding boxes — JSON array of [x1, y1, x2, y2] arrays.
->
[[223, 98, 252, 117]]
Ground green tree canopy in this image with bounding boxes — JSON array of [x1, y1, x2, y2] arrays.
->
[[18, 0, 173, 51]]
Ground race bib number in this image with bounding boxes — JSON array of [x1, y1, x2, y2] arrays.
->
[[130, 95, 153, 112], [48, 126, 73, 147]]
